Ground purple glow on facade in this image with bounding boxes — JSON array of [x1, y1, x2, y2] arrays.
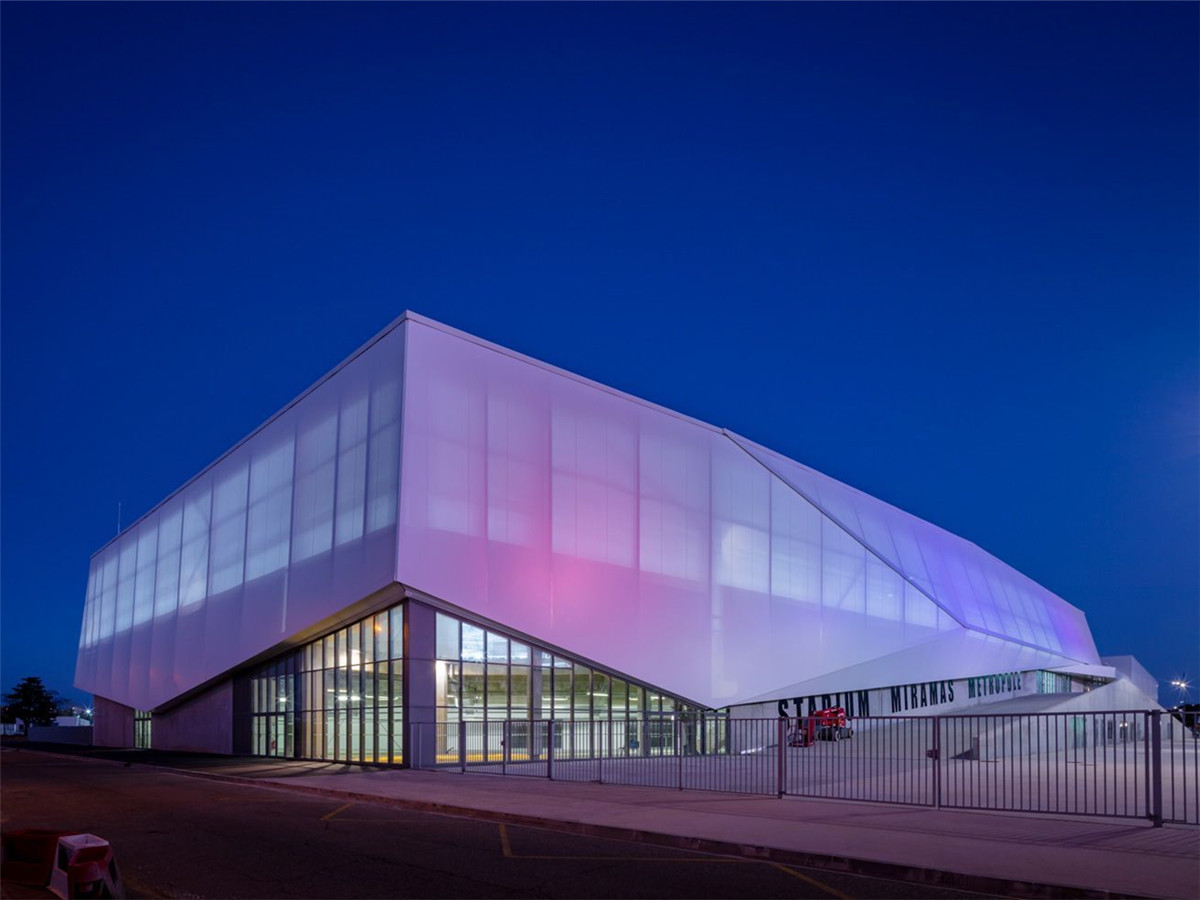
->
[[76, 313, 1100, 712]]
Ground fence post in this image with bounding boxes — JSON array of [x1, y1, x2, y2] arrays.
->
[[933, 716, 942, 809], [1150, 711, 1163, 827], [777, 717, 785, 799], [459, 720, 467, 774], [1143, 711, 1151, 820], [676, 716, 683, 791], [502, 721, 508, 776], [547, 721, 554, 780]]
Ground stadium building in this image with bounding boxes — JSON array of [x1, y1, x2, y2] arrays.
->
[[74, 313, 1157, 761]]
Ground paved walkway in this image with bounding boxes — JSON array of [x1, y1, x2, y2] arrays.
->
[[138, 756, 1198, 899], [5, 746, 1198, 898]]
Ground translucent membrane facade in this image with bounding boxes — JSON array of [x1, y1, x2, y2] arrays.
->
[[75, 324, 404, 712], [78, 312, 1100, 731], [395, 317, 1099, 710]]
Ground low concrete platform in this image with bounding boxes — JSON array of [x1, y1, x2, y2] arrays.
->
[[6, 746, 1199, 899]]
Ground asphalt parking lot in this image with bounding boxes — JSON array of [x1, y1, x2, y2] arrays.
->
[[0, 749, 1005, 899]]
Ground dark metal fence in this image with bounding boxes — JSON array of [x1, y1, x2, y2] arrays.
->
[[413, 710, 1199, 826]]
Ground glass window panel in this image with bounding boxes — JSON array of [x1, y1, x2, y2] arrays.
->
[[360, 620, 374, 665], [375, 660, 390, 706], [626, 684, 642, 716], [390, 671, 403, 765], [460, 662, 485, 711], [509, 641, 530, 664], [361, 663, 375, 705], [573, 665, 591, 718], [486, 665, 509, 712], [461, 623, 484, 662], [485, 632, 508, 664], [531, 664, 550, 719], [348, 624, 361, 669], [363, 708, 375, 762], [552, 667, 571, 719], [611, 679, 627, 717], [436, 613, 459, 660], [438, 661, 460, 710], [510, 666, 530, 717], [389, 605, 404, 658], [373, 613, 388, 660], [592, 672, 610, 717]]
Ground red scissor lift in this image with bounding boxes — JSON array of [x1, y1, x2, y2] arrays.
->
[[786, 707, 854, 747]]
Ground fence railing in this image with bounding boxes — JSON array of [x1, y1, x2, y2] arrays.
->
[[410, 710, 1199, 826]]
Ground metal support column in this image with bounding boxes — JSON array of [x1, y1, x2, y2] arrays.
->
[[676, 716, 683, 790], [777, 718, 785, 799], [933, 716, 942, 809], [1150, 711, 1163, 827], [459, 720, 467, 773]]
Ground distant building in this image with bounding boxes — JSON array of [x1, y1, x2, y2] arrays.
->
[[75, 313, 1157, 760]]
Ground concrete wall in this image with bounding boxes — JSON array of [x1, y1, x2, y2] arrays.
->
[[1102, 655, 1158, 702], [153, 679, 233, 754], [28, 725, 93, 745], [93, 695, 134, 748]]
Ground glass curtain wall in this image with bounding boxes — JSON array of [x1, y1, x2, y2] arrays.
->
[[249, 603, 404, 763], [134, 710, 151, 749], [247, 600, 723, 765], [433, 609, 716, 763], [250, 653, 295, 758]]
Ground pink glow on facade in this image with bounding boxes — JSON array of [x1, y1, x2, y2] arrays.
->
[[395, 317, 1099, 709], [77, 313, 1101, 712]]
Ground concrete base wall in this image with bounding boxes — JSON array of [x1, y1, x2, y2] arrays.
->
[[93, 696, 134, 748], [154, 680, 233, 755]]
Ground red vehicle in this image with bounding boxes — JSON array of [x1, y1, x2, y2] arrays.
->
[[812, 706, 853, 742], [786, 707, 853, 747]]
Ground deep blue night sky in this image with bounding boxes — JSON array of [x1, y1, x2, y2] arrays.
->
[[2, 3, 1196, 705]]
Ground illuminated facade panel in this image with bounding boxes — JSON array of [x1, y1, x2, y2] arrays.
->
[[75, 324, 404, 712], [394, 318, 1099, 711], [77, 312, 1113, 757]]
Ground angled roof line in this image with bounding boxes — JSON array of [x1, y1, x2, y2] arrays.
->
[[722, 429, 1094, 664], [91, 312, 413, 558], [403, 312, 725, 435], [720, 429, 969, 631]]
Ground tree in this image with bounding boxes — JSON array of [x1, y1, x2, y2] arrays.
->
[[3, 676, 66, 727]]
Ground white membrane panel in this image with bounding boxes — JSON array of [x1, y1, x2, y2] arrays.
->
[[396, 320, 1095, 709], [75, 323, 405, 710]]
